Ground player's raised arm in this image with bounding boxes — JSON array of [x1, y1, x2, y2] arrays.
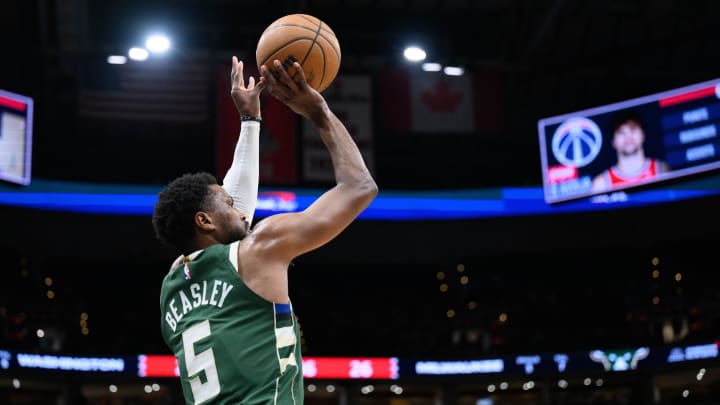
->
[[256, 60, 377, 259], [222, 56, 266, 226]]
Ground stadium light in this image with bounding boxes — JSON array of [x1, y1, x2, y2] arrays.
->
[[128, 47, 149, 61], [422, 62, 442, 72], [106, 55, 127, 65], [403, 46, 426, 62], [443, 66, 464, 76], [146, 34, 171, 53]]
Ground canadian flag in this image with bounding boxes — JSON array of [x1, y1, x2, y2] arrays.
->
[[381, 67, 503, 134]]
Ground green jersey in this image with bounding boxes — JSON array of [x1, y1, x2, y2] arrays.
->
[[159, 241, 303, 405]]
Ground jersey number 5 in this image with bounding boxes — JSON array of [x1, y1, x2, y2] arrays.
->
[[182, 320, 221, 404]]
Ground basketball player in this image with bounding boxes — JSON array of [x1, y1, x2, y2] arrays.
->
[[591, 110, 670, 193], [152, 58, 377, 405]]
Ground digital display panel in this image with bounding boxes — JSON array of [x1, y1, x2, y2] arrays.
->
[[0, 89, 33, 186], [136, 355, 399, 379], [399, 342, 719, 378], [0, 341, 716, 378], [538, 78, 720, 204]]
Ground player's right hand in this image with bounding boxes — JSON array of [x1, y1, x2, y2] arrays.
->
[[261, 60, 328, 122]]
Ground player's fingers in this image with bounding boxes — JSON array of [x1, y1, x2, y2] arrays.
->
[[260, 65, 277, 86], [266, 63, 292, 100], [261, 65, 283, 95], [231, 56, 238, 77], [273, 60, 299, 92], [230, 57, 246, 92], [255, 76, 267, 92], [236, 60, 245, 88], [289, 61, 309, 88]]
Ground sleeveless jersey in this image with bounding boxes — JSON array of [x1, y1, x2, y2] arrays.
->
[[606, 158, 658, 186], [159, 242, 303, 405]]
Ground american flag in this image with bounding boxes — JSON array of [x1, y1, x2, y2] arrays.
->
[[78, 56, 211, 123]]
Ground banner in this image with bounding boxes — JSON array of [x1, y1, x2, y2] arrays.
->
[[78, 56, 210, 123], [381, 67, 503, 134], [302, 75, 375, 182]]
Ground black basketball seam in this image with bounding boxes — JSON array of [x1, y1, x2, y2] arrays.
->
[[259, 23, 339, 59], [257, 17, 341, 90], [258, 40, 325, 89], [258, 37, 322, 67], [306, 20, 325, 89], [260, 24, 336, 49], [260, 21, 334, 37], [257, 33, 340, 85], [297, 14, 320, 27]]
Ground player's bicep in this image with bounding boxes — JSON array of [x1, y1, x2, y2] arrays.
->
[[264, 184, 373, 258]]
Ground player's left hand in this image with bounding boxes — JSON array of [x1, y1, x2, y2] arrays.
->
[[230, 56, 266, 117]]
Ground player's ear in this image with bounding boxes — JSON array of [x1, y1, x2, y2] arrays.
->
[[195, 212, 214, 230]]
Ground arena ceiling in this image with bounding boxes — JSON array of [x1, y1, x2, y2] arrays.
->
[[2, 0, 718, 188], [44, 0, 715, 75]]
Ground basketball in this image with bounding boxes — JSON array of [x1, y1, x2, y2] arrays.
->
[[256, 14, 341, 93]]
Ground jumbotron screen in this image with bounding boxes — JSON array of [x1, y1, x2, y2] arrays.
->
[[538, 78, 720, 204], [0, 89, 33, 186]]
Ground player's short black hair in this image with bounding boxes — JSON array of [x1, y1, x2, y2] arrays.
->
[[611, 109, 644, 135], [152, 171, 218, 253]]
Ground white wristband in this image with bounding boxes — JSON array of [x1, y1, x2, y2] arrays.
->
[[222, 120, 260, 225]]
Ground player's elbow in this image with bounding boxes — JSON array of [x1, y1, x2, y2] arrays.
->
[[361, 177, 379, 201], [348, 177, 378, 206]]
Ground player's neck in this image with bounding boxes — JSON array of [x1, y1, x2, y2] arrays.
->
[[616, 152, 647, 175], [188, 235, 220, 255]]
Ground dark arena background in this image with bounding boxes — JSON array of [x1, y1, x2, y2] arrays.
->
[[1, 0, 720, 404]]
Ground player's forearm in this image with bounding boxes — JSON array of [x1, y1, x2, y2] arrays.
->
[[222, 121, 260, 224], [312, 108, 377, 193]]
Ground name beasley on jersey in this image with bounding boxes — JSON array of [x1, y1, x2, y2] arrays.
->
[[164, 279, 234, 332]]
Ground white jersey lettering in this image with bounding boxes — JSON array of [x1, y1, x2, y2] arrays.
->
[[163, 280, 235, 335]]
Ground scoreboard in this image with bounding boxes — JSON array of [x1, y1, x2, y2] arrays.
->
[[538, 78, 720, 204]]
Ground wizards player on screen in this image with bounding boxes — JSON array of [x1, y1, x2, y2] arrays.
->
[[591, 109, 671, 193]]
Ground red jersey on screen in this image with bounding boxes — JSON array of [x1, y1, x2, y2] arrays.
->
[[607, 159, 659, 185]]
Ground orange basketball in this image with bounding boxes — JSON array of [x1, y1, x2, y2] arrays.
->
[[256, 14, 341, 93]]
